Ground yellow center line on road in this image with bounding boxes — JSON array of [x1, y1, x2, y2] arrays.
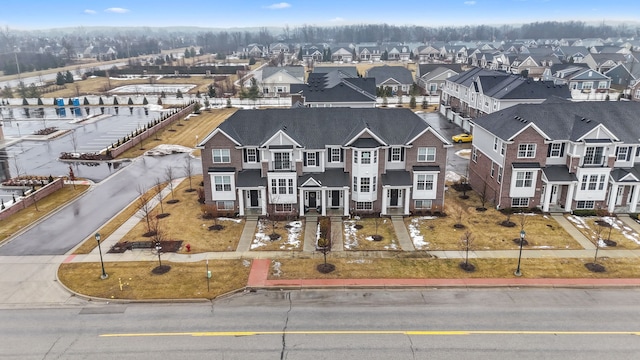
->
[[100, 330, 640, 337]]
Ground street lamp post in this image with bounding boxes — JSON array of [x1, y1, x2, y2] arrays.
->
[[95, 233, 108, 279], [155, 241, 162, 268], [514, 230, 525, 277]]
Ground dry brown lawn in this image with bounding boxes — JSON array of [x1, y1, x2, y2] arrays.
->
[[117, 175, 244, 253], [269, 257, 640, 280], [58, 260, 250, 300], [405, 189, 581, 250], [116, 108, 236, 159], [251, 219, 304, 251], [0, 184, 89, 243], [565, 215, 640, 250], [343, 218, 399, 251]]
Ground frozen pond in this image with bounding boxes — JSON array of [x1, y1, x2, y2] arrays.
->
[[109, 84, 196, 94], [1, 106, 162, 182]]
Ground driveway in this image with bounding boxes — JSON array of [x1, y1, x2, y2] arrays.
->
[[419, 112, 471, 178]]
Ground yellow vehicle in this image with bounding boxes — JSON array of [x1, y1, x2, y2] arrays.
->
[[452, 133, 473, 143]]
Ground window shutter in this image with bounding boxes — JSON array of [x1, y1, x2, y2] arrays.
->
[[243, 149, 247, 162], [636, 147, 640, 157], [615, 147, 620, 157], [303, 152, 307, 166], [560, 143, 565, 157], [401, 148, 405, 161], [257, 149, 260, 161], [316, 152, 320, 165], [547, 144, 551, 157], [387, 149, 392, 161], [340, 149, 344, 162], [627, 147, 632, 161], [328, 149, 332, 163]]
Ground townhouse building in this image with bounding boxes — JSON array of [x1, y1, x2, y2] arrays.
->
[[468, 101, 640, 213], [440, 67, 570, 131], [198, 108, 450, 217]]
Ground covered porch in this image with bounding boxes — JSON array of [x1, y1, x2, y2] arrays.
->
[[541, 166, 578, 213], [381, 170, 412, 215], [298, 170, 350, 217], [236, 170, 267, 216], [607, 168, 640, 213]]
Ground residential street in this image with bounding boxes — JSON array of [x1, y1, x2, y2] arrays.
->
[[2, 289, 640, 359]]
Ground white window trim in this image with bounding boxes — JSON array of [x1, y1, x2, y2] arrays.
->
[[213, 149, 230, 163], [418, 147, 436, 162], [517, 144, 536, 159]]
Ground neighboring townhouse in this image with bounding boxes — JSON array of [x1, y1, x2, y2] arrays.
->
[[631, 81, 640, 102], [468, 101, 640, 213], [198, 108, 451, 217], [237, 44, 267, 59], [581, 53, 631, 73], [386, 45, 412, 61], [357, 45, 383, 62], [254, 66, 305, 97], [416, 64, 462, 94], [556, 46, 590, 63], [365, 65, 414, 94], [605, 62, 640, 90], [290, 70, 377, 107], [300, 45, 324, 64], [507, 53, 558, 79], [331, 47, 354, 63], [440, 68, 570, 131], [414, 45, 442, 63], [546, 65, 611, 91]]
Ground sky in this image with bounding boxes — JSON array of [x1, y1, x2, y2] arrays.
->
[[0, 0, 638, 30]]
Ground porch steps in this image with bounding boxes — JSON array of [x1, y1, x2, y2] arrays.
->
[[303, 216, 318, 252], [390, 216, 416, 251]]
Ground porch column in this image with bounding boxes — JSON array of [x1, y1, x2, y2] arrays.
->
[[237, 189, 245, 216], [608, 183, 619, 213], [404, 187, 411, 215], [321, 189, 327, 216], [299, 188, 305, 217], [564, 183, 575, 211], [380, 187, 388, 215], [631, 185, 640, 213], [260, 188, 267, 215], [542, 183, 553, 212], [343, 188, 350, 217]]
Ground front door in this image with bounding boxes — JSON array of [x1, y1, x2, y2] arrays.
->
[[616, 186, 624, 206], [331, 190, 340, 207], [550, 185, 558, 204], [250, 190, 259, 207], [390, 189, 399, 206], [308, 191, 317, 208]]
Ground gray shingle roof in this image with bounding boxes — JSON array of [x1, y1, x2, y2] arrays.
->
[[365, 65, 414, 85], [472, 102, 640, 144], [290, 70, 376, 103], [299, 169, 349, 187], [216, 108, 434, 149]]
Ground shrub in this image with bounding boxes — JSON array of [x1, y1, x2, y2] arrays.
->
[[572, 209, 598, 217]]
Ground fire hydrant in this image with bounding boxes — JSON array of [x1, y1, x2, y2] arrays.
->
[[186, 243, 191, 252]]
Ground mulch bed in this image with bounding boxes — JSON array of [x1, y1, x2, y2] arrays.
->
[[585, 263, 606, 272], [108, 240, 183, 253], [317, 263, 336, 273], [459, 262, 476, 272]]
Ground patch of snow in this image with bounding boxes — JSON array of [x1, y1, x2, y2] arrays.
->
[[346, 259, 372, 264], [602, 216, 640, 245], [445, 171, 462, 183], [408, 216, 435, 250], [242, 260, 251, 267], [533, 245, 553, 249], [455, 149, 471, 159], [343, 220, 359, 249], [384, 243, 398, 250], [251, 219, 302, 250], [144, 144, 194, 156], [218, 217, 242, 223], [272, 261, 282, 277]]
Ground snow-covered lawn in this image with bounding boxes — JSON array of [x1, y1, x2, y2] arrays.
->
[[567, 215, 640, 248], [251, 219, 303, 250], [407, 216, 438, 249], [343, 218, 399, 250]]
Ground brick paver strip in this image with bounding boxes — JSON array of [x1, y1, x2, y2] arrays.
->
[[247, 258, 271, 286]]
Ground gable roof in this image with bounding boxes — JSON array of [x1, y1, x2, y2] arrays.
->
[[472, 102, 640, 144], [313, 66, 358, 77], [418, 64, 462, 78], [365, 65, 414, 85], [290, 70, 376, 103], [210, 108, 442, 149]]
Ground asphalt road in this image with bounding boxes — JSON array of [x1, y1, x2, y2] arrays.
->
[[420, 112, 471, 178], [1, 288, 640, 359], [0, 153, 200, 256]]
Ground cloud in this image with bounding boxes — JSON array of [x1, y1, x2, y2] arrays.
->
[[264, 2, 291, 9], [84, 9, 97, 15], [105, 7, 130, 13], [329, 17, 345, 22], [464, 1, 476, 4]]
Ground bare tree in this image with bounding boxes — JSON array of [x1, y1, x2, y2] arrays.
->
[[137, 185, 155, 236], [477, 176, 489, 211], [586, 220, 606, 272], [182, 156, 195, 192], [69, 131, 78, 153], [154, 177, 167, 217], [453, 204, 465, 229], [150, 214, 171, 274], [164, 166, 178, 203], [459, 231, 475, 272]]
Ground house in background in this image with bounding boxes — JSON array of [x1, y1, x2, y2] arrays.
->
[[365, 65, 414, 94], [416, 64, 462, 94], [469, 101, 640, 213], [198, 108, 451, 216], [290, 70, 377, 107], [253, 66, 305, 97], [544, 64, 611, 91]]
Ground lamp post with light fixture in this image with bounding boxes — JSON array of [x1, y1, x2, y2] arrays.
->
[[514, 230, 525, 277], [95, 233, 108, 279]]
